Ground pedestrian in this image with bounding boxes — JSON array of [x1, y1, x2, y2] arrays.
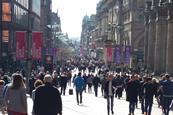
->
[[74, 72, 84, 105], [0, 80, 5, 115], [33, 74, 62, 115], [67, 71, 72, 86], [114, 75, 123, 99], [28, 74, 36, 97], [31, 79, 43, 115], [52, 71, 60, 87], [126, 75, 139, 115], [4, 73, 27, 115], [87, 74, 93, 93], [161, 74, 173, 115], [143, 77, 156, 115], [92, 74, 100, 97], [104, 74, 116, 115], [82, 73, 88, 93], [31, 79, 43, 101], [60, 72, 68, 95]]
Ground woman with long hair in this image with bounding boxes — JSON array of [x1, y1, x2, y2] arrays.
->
[[5, 73, 27, 115]]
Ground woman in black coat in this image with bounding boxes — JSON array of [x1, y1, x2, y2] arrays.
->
[[126, 75, 139, 115]]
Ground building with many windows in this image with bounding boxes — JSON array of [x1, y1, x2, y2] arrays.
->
[[80, 0, 145, 68], [0, 0, 41, 71]]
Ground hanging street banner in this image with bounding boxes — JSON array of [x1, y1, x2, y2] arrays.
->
[[115, 45, 121, 64], [107, 47, 112, 62], [32, 32, 43, 60], [124, 45, 131, 64], [16, 31, 26, 60]]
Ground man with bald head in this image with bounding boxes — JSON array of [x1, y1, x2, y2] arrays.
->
[[33, 74, 62, 115]]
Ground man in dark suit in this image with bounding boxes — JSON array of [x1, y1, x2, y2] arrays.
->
[[33, 74, 62, 115]]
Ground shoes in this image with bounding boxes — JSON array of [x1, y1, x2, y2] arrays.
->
[[111, 110, 114, 114]]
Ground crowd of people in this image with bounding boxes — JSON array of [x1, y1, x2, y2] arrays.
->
[[0, 59, 173, 115]]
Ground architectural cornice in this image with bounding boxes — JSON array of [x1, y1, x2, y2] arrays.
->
[[165, 1, 173, 20], [155, 3, 168, 22]]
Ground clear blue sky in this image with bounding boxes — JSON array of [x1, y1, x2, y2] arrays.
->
[[52, 0, 100, 39]]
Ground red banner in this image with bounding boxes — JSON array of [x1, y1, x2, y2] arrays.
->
[[107, 47, 112, 62], [16, 31, 26, 60], [32, 32, 42, 60]]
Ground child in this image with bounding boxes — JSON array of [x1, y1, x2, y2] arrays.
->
[[0, 80, 5, 115]]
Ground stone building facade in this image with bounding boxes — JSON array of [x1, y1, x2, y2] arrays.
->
[[144, 0, 173, 74], [81, 0, 145, 67]]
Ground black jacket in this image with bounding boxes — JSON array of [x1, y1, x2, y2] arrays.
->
[[126, 80, 139, 102], [33, 83, 62, 115], [104, 80, 116, 96]]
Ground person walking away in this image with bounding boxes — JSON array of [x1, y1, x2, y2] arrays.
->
[[33, 74, 62, 115], [143, 77, 156, 115], [161, 74, 173, 115], [0, 80, 5, 115], [92, 75, 100, 97], [104, 74, 116, 115], [31, 79, 43, 101], [83, 73, 88, 93], [31, 79, 43, 115], [4, 73, 27, 115], [126, 75, 139, 115], [67, 71, 72, 87], [74, 72, 84, 105], [28, 74, 36, 97], [60, 72, 68, 95], [87, 74, 93, 93]]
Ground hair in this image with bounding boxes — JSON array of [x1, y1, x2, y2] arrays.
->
[[78, 72, 81, 76], [34, 79, 43, 88], [0, 80, 5, 85], [165, 74, 170, 79], [146, 77, 152, 82], [44, 74, 52, 83], [10, 73, 25, 89]]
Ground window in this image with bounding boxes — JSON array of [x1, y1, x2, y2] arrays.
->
[[15, 0, 29, 9], [2, 30, 9, 42], [2, 2, 11, 21], [123, 12, 130, 23]]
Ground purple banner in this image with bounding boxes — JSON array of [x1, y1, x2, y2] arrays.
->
[[114, 45, 121, 64], [124, 46, 131, 64]]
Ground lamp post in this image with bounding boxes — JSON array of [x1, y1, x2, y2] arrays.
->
[[26, 0, 32, 80], [116, 0, 124, 71]]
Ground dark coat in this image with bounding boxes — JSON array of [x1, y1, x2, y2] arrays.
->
[[126, 80, 139, 102], [92, 76, 100, 87], [33, 83, 62, 115], [104, 80, 116, 96], [143, 82, 156, 102], [60, 75, 68, 87]]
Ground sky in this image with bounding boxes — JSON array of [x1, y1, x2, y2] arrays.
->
[[52, 0, 100, 40]]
